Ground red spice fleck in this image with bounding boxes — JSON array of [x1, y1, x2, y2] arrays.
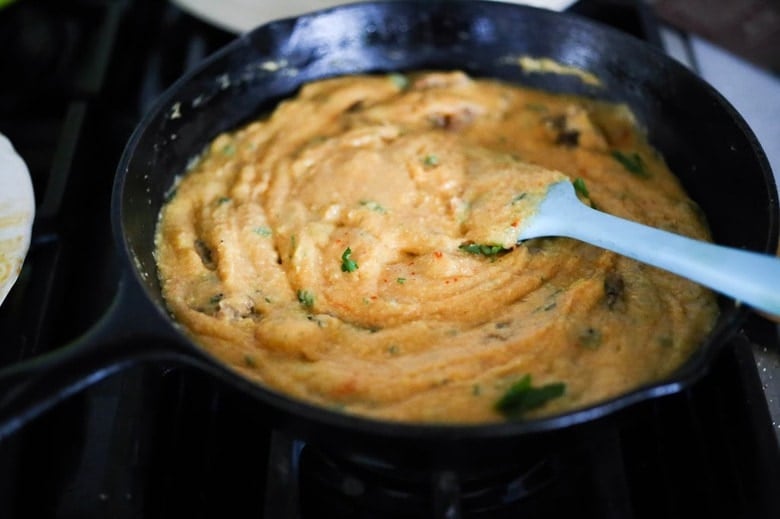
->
[[434, 251, 443, 259], [334, 379, 357, 396], [511, 220, 519, 228]]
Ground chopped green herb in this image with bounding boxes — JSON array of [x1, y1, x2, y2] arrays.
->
[[217, 196, 231, 205], [164, 187, 178, 202], [494, 374, 566, 418], [422, 154, 440, 167], [573, 178, 589, 198], [459, 243, 506, 256], [222, 143, 236, 156], [289, 235, 297, 259], [341, 247, 359, 272], [209, 293, 224, 305], [396, 277, 406, 285], [297, 289, 314, 308], [388, 72, 409, 90], [525, 102, 548, 112], [387, 344, 401, 355], [611, 150, 649, 177], [254, 226, 272, 237], [511, 193, 528, 204], [472, 384, 482, 396], [360, 200, 387, 214], [308, 135, 329, 145], [579, 327, 602, 349], [244, 355, 257, 368]]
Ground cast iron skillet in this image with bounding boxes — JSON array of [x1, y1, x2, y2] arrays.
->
[[0, 1, 777, 466]]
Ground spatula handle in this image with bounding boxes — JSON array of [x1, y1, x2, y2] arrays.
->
[[527, 182, 780, 318]]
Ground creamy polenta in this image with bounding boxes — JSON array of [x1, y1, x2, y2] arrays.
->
[[154, 71, 718, 423]]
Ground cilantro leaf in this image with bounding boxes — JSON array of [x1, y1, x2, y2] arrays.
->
[[611, 150, 649, 177], [341, 247, 359, 273], [494, 374, 566, 418], [388, 73, 409, 90], [297, 289, 314, 308], [359, 200, 387, 214], [422, 154, 439, 166], [459, 243, 506, 256], [573, 177, 589, 198]]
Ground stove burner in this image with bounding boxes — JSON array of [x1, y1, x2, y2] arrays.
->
[[0, 4, 77, 102], [0, 0, 123, 107], [297, 443, 556, 518], [262, 424, 648, 519]]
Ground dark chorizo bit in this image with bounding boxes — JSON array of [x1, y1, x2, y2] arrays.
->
[[544, 114, 581, 148], [428, 106, 476, 131], [604, 272, 625, 310], [345, 99, 364, 112], [545, 114, 567, 131], [555, 129, 580, 147], [194, 292, 223, 316], [194, 239, 216, 270]]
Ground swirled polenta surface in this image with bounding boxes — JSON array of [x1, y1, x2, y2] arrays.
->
[[155, 71, 718, 423]]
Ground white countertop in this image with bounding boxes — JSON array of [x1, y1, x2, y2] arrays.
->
[[693, 36, 780, 195], [662, 27, 780, 203], [170, 0, 578, 33]]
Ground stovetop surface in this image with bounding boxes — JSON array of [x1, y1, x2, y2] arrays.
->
[[0, 1, 779, 518]]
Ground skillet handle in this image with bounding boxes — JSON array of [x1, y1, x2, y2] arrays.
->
[[0, 273, 203, 441]]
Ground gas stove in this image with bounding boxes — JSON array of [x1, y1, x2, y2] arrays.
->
[[1, 1, 779, 517]]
